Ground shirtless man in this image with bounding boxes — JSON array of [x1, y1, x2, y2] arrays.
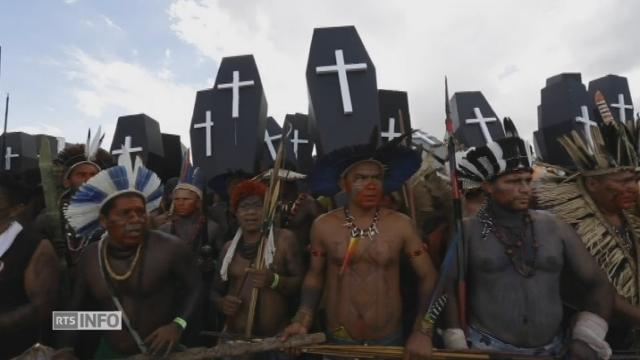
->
[[0, 172, 59, 359], [212, 180, 304, 346], [57, 156, 201, 358], [282, 144, 437, 360], [159, 175, 223, 272], [449, 135, 614, 359], [36, 138, 113, 269], [536, 98, 640, 350], [159, 166, 222, 345]]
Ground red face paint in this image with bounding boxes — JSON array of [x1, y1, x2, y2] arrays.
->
[[614, 190, 637, 210], [354, 182, 383, 209]]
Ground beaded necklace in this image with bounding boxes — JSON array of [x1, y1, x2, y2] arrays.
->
[[101, 240, 144, 281], [478, 203, 538, 278], [343, 207, 380, 239]]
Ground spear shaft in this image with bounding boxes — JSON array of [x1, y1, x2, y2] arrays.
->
[[444, 77, 467, 331]]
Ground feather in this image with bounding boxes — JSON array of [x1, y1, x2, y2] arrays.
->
[[595, 91, 615, 125], [88, 126, 103, 161], [66, 140, 163, 237], [340, 236, 360, 275], [85, 129, 91, 159]]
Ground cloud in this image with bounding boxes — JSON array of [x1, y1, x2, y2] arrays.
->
[[65, 48, 203, 146], [64, 0, 78, 4], [101, 15, 125, 32], [167, 0, 640, 142], [14, 122, 64, 137]]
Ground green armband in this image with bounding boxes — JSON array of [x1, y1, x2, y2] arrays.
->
[[271, 273, 280, 289], [173, 317, 187, 330]]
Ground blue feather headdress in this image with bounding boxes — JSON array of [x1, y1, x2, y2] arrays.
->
[[64, 147, 163, 237], [174, 149, 204, 199], [308, 138, 421, 197]]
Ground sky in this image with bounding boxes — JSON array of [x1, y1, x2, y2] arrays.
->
[[1, 0, 639, 148]]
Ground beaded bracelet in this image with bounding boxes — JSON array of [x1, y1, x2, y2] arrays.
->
[[173, 317, 187, 330]]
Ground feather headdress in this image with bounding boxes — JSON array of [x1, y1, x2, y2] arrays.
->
[[308, 134, 421, 197], [173, 149, 204, 199], [56, 127, 113, 179], [64, 146, 163, 237], [456, 118, 534, 182], [558, 90, 640, 176]]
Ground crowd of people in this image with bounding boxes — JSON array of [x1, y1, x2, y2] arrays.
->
[[2, 109, 640, 360]]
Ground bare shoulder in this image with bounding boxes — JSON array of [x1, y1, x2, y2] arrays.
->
[[78, 241, 100, 267], [529, 209, 565, 229], [382, 208, 413, 224], [148, 229, 185, 251], [275, 227, 296, 243], [157, 222, 172, 233], [314, 208, 343, 226]]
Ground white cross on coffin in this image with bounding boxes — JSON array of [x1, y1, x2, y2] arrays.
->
[[4, 146, 19, 170], [315, 49, 367, 115], [575, 105, 598, 153], [290, 129, 309, 159], [611, 93, 634, 124], [217, 70, 255, 119], [465, 107, 497, 143], [381, 117, 403, 142], [112, 136, 143, 156], [193, 110, 214, 157], [264, 129, 282, 161]]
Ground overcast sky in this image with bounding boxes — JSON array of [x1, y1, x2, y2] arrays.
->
[[1, 0, 639, 148]]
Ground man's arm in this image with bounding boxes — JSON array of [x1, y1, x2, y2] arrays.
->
[[282, 217, 327, 337], [401, 214, 438, 328], [559, 219, 613, 319], [558, 217, 614, 359], [210, 241, 231, 313], [55, 243, 94, 351], [0, 239, 59, 333], [274, 229, 305, 296], [400, 214, 437, 359]]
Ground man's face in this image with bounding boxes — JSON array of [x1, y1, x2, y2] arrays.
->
[[100, 194, 148, 247], [341, 161, 384, 210], [482, 170, 533, 211], [585, 170, 639, 212], [235, 195, 263, 233], [64, 163, 99, 190], [173, 188, 200, 217]]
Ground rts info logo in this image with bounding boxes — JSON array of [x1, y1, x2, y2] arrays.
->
[[52, 311, 122, 330]]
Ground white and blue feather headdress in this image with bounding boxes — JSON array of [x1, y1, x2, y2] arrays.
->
[[64, 148, 163, 237]]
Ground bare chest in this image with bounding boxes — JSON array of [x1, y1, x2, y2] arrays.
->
[[468, 221, 564, 275], [325, 223, 403, 269]]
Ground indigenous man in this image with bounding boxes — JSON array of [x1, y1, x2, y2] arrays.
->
[[0, 171, 59, 359], [159, 158, 223, 270], [57, 154, 201, 358], [448, 126, 614, 359], [36, 129, 114, 269], [536, 93, 640, 350], [282, 143, 438, 360], [159, 157, 222, 345], [212, 180, 304, 353]]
